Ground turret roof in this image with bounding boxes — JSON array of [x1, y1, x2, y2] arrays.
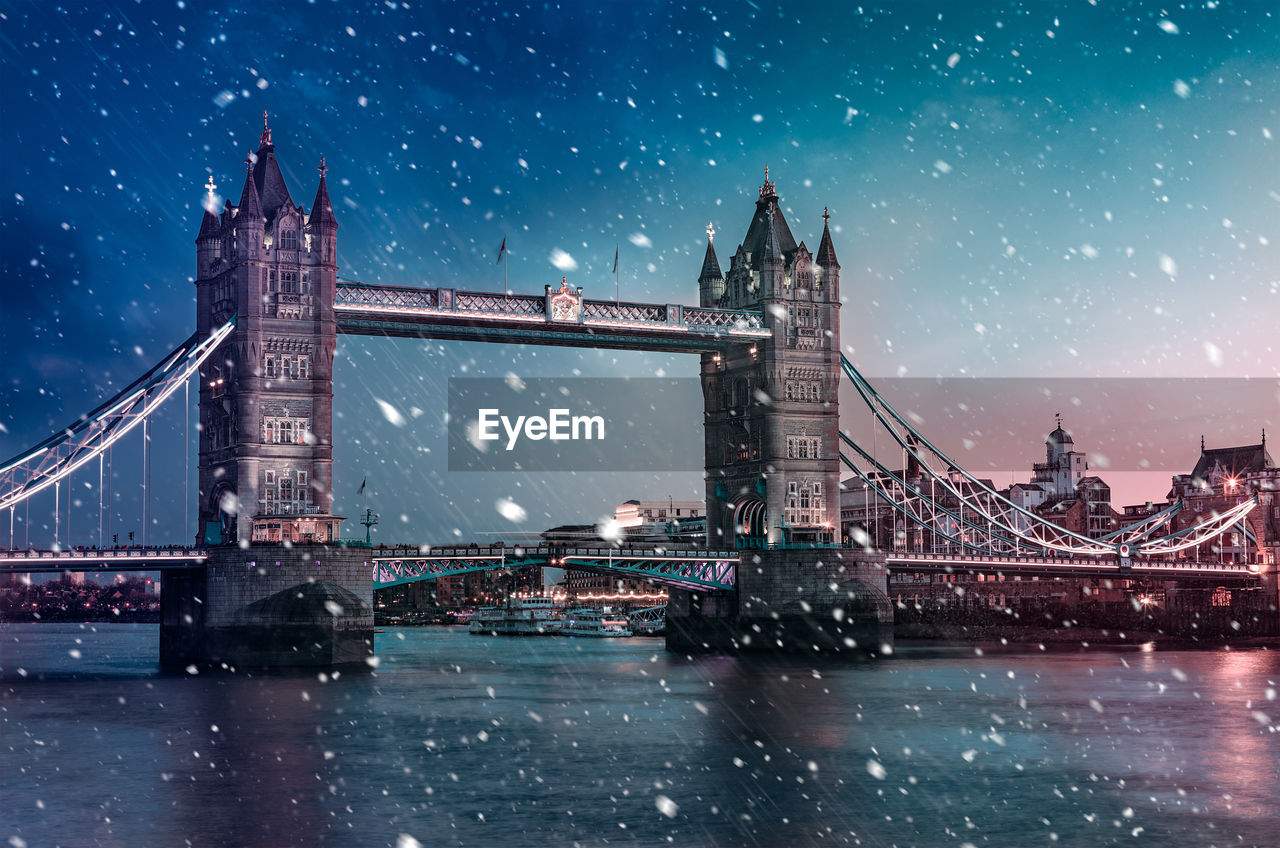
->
[[816, 208, 840, 268], [309, 156, 337, 229]]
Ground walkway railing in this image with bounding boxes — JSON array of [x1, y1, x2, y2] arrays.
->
[[335, 282, 770, 351]]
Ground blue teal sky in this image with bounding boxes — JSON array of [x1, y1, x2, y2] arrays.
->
[[4, 1, 1280, 546]]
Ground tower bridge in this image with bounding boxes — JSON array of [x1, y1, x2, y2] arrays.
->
[[2, 117, 1275, 667]]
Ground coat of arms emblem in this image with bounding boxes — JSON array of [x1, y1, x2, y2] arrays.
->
[[546, 277, 582, 323]]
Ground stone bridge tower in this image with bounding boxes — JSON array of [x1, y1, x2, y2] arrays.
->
[[670, 170, 893, 656], [698, 169, 843, 549], [193, 115, 342, 546], [166, 117, 370, 671]]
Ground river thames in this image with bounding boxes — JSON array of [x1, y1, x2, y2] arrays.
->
[[2, 623, 1278, 847]]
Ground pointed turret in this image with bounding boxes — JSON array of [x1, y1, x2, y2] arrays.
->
[[195, 176, 223, 280], [698, 222, 724, 306], [699, 230, 723, 282], [198, 209, 220, 237], [815, 207, 840, 300], [760, 204, 785, 297], [309, 156, 338, 230], [816, 207, 839, 269], [307, 157, 338, 266], [236, 153, 264, 221], [251, 111, 295, 225]]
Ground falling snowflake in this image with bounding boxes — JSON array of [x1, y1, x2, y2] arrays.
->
[[495, 498, 527, 522], [549, 249, 578, 271], [375, 398, 407, 427]]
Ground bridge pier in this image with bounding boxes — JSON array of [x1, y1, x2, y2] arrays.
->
[[160, 544, 373, 670], [666, 549, 893, 656]]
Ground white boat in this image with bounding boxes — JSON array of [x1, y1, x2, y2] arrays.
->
[[468, 596, 562, 636], [561, 607, 632, 638]]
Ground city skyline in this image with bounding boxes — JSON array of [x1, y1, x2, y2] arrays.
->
[[4, 2, 1280, 545]]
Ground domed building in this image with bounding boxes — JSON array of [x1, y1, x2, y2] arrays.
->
[[1034, 416, 1088, 500]]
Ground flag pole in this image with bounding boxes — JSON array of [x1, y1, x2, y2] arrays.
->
[[614, 244, 620, 303]]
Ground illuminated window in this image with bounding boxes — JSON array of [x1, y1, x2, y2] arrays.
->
[[279, 228, 299, 251]]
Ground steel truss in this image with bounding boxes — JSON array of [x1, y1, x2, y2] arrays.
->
[[0, 317, 237, 514], [839, 355, 1258, 558], [371, 545, 738, 592], [628, 604, 668, 623]]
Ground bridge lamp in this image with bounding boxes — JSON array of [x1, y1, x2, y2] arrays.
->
[[1226, 477, 1239, 492]]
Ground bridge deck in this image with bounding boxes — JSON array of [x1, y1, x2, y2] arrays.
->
[[885, 552, 1259, 580], [3, 546, 1253, 584], [0, 548, 208, 574]]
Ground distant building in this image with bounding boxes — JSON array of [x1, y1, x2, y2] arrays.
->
[[1165, 435, 1275, 563], [613, 499, 702, 526], [555, 498, 701, 604], [1032, 419, 1089, 500]]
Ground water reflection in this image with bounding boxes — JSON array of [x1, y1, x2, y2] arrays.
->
[[3, 624, 1280, 847]]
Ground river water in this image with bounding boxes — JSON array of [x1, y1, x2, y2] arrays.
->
[[2, 623, 1278, 847]]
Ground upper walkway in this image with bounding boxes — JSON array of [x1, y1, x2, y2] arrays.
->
[[334, 282, 771, 352]]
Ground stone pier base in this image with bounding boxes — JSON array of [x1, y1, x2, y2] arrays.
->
[[161, 544, 374, 670], [666, 549, 893, 657]]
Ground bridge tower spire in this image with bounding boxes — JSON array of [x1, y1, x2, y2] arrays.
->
[[697, 221, 724, 306]]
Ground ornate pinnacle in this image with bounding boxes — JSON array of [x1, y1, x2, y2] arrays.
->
[[259, 110, 272, 147], [759, 164, 776, 198], [318, 155, 328, 178], [244, 150, 253, 170], [205, 175, 217, 195], [706, 221, 715, 244], [822, 206, 830, 226]]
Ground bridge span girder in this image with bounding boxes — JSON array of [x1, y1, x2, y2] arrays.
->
[[371, 546, 739, 593]]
